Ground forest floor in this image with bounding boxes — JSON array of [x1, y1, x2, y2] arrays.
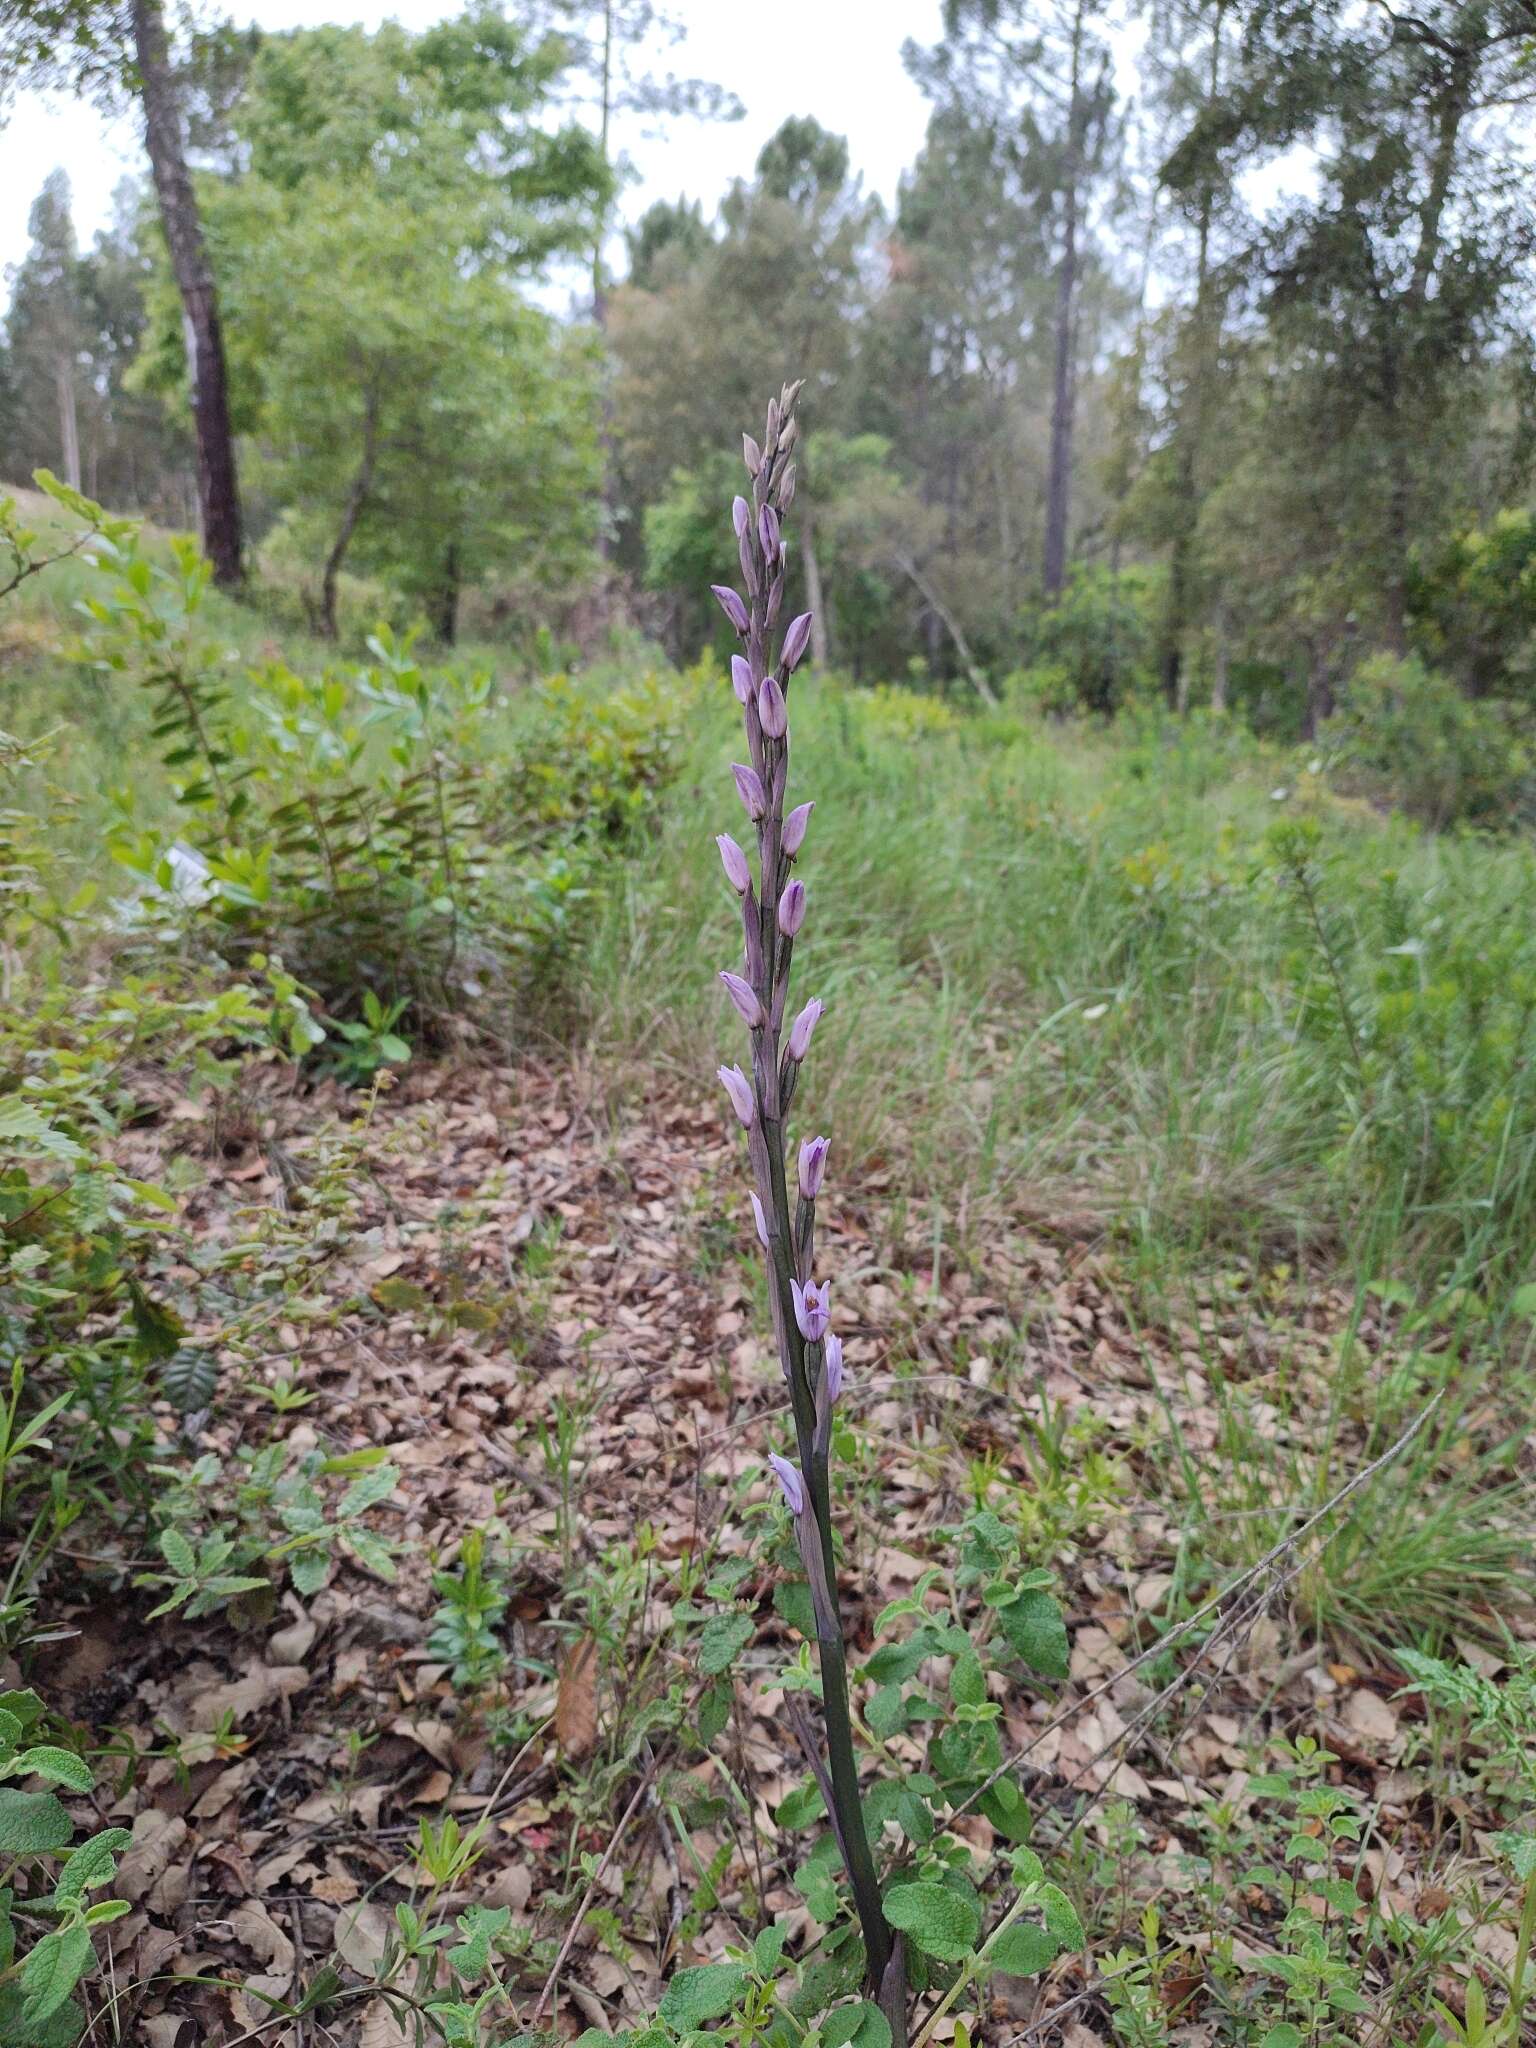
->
[[34, 1054, 1533, 2047]]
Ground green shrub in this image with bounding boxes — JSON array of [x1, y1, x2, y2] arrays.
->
[[1322, 653, 1535, 830], [1016, 564, 1161, 716]]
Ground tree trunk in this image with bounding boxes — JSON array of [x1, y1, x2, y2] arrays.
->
[[592, 0, 617, 563], [55, 355, 81, 491], [130, 0, 243, 588], [800, 508, 831, 667], [1211, 595, 1230, 714], [320, 393, 380, 639], [432, 543, 461, 646], [1042, 0, 1086, 600], [897, 554, 999, 705], [1302, 638, 1334, 740]]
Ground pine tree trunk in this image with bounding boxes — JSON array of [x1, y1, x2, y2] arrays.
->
[[433, 544, 461, 646], [55, 355, 81, 491], [320, 394, 380, 640], [1043, 0, 1087, 600], [130, 0, 243, 588], [800, 509, 831, 667]]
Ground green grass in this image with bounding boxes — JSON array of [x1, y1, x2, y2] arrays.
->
[[585, 675, 1536, 1302]]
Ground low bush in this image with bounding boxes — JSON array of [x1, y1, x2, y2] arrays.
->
[[1322, 652, 1535, 830]]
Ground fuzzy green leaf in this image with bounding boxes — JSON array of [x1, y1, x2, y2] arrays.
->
[[0, 1790, 72, 1856], [657, 1962, 750, 2029], [698, 1613, 756, 1677], [882, 1881, 981, 1962]]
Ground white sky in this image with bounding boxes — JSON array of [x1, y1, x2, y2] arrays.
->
[[0, 0, 947, 306]]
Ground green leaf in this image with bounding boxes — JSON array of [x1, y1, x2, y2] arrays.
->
[[6, 1748, 92, 1794], [823, 2000, 893, 2048], [995, 1589, 1069, 1679], [950, 1650, 987, 1707], [160, 1348, 219, 1414], [157, 1526, 197, 1580], [775, 1779, 827, 1831], [340, 1527, 397, 1582], [698, 1613, 756, 1677], [752, 1921, 787, 1977], [0, 1789, 73, 1856], [882, 1881, 981, 1963], [987, 1923, 1058, 1978], [1040, 1885, 1085, 1950], [126, 1279, 186, 1365], [21, 1922, 93, 2025], [54, 1829, 132, 1901], [289, 1548, 330, 1597], [339, 1461, 400, 1518], [658, 1962, 750, 2029], [1260, 2028, 1303, 2048], [866, 1684, 910, 1738]]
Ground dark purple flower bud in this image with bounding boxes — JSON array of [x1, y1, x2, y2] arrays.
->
[[823, 1331, 845, 1402], [716, 832, 751, 894], [719, 970, 763, 1029], [732, 762, 767, 820], [738, 532, 759, 596], [769, 1451, 804, 1517], [782, 801, 813, 857], [781, 612, 813, 673], [750, 1191, 770, 1249], [791, 1277, 830, 1344], [718, 1063, 755, 1126], [786, 997, 823, 1063], [778, 878, 806, 937], [743, 433, 763, 476], [759, 503, 781, 563], [758, 674, 788, 740], [776, 463, 797, 514], [732, 494, 751, 538], [730, 655, 753, 705], [712, 585, 749, 637], [798, 1134, 829, 1199]]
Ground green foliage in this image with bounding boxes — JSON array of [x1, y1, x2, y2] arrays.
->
[[1322, 653, 1535, 830], [141, 1442, 402, 1617], [0, 1687, 126, 2046], [426, 1525, 511, 1694], [1019, 566, 1161, 718]]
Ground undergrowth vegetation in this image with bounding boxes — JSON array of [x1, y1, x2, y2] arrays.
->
[[0, 475, 1533, 2045]]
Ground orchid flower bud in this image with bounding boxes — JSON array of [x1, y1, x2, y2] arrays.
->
[[719, 970, 763, 1029], [716, 832, 751, 894], [743, 433, 762, 475], [759, 503, 781, 563], [781, 611, 814, 673], [730, 654, 753, 704], [769, 1451, 804, 1517], [798, 1134, 829, 1200], [776, 463, 797, 514], [786, 997, 823, 1063], [732, 494, 751, 538], [738, 532, 759, 595], [732, 762, 767, 820], [750, 1191, 770, 1249], [823, 1331, 845, 1402], [712, 584, 750, 637], [791, 1277, 830, 1344], [778, 878, 806, 937], [758, 674, 788, 740], [766, 571, 784, 626], [765, 395, 781, 446], [718, 1063, 755, 1126], [782, 801, 813, 857]]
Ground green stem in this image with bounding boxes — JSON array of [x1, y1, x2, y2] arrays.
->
[[1509, 1865, 1536, 2035]]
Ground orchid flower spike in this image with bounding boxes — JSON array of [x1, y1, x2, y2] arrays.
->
[[823, 1331, 845, 1403], [750, 1191, 770, 1249], [791, 1277, 830, 1343], [786, 996, 823, 1063], [732, 762, 767, 821], [758, 675, 788, 740], [759, 503, 781, 563], [730, 654, 753, 705], [782, 801, 814, 857], [798, 1134, 830, 1200], [716, 833, 751, 895], [712, 585, 750, 637], [718, 1063, 755, 1126], [778, 879, 807, 937], [769, 1452, 804, 1517], [732, 494, 751, 538]]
